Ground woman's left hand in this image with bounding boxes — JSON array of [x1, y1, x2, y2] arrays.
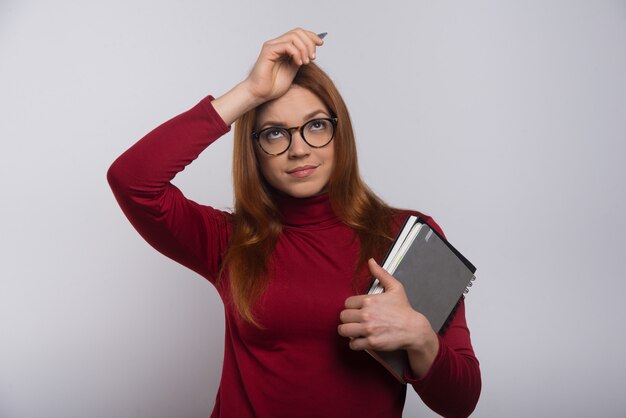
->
[[338, 258, 440, 376]]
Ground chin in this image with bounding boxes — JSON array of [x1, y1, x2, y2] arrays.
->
[[285, 188, 325, 198], [273, 182, 328, 199]]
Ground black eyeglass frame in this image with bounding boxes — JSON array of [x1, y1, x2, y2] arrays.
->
[[252, 117, 338, 156]]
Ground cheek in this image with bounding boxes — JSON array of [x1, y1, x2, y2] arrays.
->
[[323, 143, 335, 171]]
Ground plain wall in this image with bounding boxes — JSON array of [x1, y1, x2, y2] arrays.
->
[[1, 1, 625, 417]]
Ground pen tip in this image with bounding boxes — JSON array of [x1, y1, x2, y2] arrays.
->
[[317, 32, 328, 40]]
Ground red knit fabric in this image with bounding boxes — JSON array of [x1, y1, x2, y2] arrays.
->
[[107, 95, 481, 418]]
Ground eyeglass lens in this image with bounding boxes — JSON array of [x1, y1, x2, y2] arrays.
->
[[257, 118, 335, 155]]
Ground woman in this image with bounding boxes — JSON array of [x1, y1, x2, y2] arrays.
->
[[108, 28, 480, 418]]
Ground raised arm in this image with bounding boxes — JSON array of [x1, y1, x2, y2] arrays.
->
[[107, 29, 325, 282], [106, 96, 232, 281]]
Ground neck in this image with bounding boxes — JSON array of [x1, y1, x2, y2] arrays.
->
[[273, 192, 339, 227]]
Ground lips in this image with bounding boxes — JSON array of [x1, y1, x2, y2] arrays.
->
[[287, 165, 318, 178]]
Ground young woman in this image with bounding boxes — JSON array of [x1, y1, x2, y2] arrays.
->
[[108, 28, 481, 418]]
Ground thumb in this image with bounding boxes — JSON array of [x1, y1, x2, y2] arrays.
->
[[368, 258, 401, 292]]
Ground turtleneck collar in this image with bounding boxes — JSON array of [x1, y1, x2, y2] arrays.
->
[[274, 192, 340, 228]]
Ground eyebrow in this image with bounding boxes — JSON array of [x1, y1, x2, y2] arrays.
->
[[257, 109, 330, 130]]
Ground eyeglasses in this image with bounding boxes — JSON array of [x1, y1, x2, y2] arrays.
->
[[252, 117, 338, 156]]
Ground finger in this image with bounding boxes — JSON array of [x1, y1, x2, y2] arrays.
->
[[339, 308, 366, 324], [305, 29, 326, 46], [292, 29, 318, 61], [264, 41, 303, 66], [368, 258, 401, 291], [284, 41, 305, 66], [337, 322, 365, 338], [266, 30, 311, 49], [266, 29, 324, 62], [344, 294, 372, 309], [288, 32, 312, 65], [283, 28, 324, 46], [348, 336, 372, 351]]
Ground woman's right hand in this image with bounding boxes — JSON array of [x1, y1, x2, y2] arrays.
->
[[243, 28, 325, 102], [212, 28, 325, 125]]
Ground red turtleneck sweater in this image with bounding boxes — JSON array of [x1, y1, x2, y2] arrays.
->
[[107, 95, 481, 418]]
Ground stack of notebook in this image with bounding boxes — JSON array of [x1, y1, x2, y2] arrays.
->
[[366, 215, 477, 383]]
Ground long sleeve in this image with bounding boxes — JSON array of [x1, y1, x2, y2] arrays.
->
[[398, 214, 481, 417], [405, 299, 481, 417], [106, 95, 232, 282]]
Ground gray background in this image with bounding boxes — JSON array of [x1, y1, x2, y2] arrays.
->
[[1, 1, 625, 417]]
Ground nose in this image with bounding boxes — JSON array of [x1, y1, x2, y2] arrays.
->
[[288, 130, 311, 158]]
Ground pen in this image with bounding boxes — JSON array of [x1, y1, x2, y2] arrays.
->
[[317, 32, 328, 40]]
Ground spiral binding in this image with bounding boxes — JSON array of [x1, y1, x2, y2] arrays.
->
[[463, 275, 477, 294]]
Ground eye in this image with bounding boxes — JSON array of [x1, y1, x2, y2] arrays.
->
[[262, 128, 287, 142], [307, 119, 330, 132]]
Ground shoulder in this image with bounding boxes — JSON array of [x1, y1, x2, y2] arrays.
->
[[391, 208, 446, 240]]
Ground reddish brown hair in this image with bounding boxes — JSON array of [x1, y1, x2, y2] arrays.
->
[[221, 63, 396, 325]]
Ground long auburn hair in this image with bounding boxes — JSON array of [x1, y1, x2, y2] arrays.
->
[[221, 62, 397, 326]]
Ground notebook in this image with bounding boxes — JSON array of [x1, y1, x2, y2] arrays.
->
[[366, 216, 476, 383]]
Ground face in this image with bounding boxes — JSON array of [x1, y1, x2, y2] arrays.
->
[[254, 86, 335, 198]]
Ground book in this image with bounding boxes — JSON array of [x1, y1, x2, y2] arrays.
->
[[366, 215, 476, 384]]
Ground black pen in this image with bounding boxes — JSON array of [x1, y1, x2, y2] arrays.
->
[[317, 32, 328, 40]]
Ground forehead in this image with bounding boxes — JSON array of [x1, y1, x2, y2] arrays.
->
[[256, 86, 327, 126]]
